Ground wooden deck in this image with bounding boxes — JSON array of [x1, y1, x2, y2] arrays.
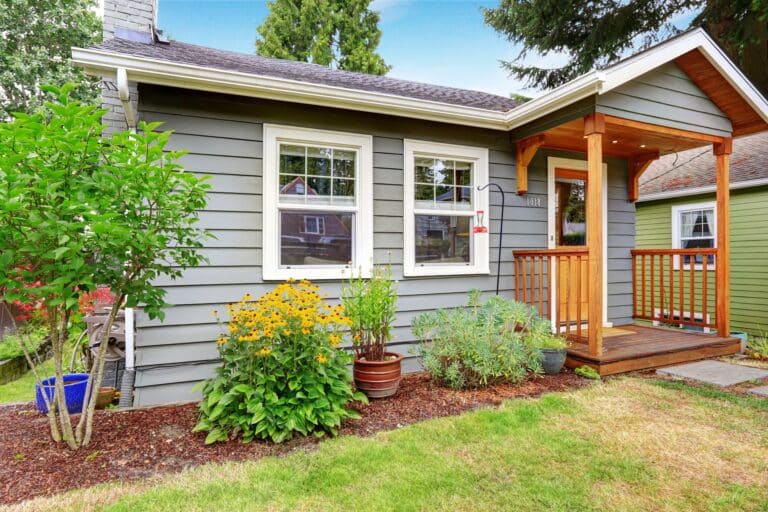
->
[[565, 324, 740, 376]]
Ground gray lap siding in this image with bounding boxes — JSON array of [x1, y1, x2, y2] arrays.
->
[[133, 85, 634, 406]]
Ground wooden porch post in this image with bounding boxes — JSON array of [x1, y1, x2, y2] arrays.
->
[[584, 113, 605, 356], [714, 138, 732, 337]]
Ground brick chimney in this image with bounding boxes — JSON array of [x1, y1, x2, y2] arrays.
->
[[100, 0, 159, 133]]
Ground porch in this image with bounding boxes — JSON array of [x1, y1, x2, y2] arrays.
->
[[508, 50, 759, 374], [565, 324, 739, 376]]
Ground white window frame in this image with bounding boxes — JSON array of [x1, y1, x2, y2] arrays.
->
[[403, 139, 489, 277], [262, 124, 373, 280], [671, 201, 717, 270]]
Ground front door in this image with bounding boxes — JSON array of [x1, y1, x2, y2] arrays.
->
[[553, 168, 589, 328]]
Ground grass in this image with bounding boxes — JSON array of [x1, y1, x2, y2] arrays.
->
[[11, 378, 768, 512]]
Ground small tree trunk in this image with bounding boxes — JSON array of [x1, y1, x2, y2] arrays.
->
[[76, 297, 123, 446], [50, 308, 78, 449]]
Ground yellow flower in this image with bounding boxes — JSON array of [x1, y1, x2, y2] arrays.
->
[[316, 353, 328, 364], [329, 334, 341, 347], [301, 328, 311, 335], [258, 347, 271, 357], [216, 336, 227, 346], [282, 329, 292, 336]]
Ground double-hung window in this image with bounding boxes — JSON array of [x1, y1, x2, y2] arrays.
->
[[672, 201, 716, 269], [263, 125, 373, 280], [404, 140, 489, 276]]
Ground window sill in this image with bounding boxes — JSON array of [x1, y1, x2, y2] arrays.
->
[[263, 266, 369, 281], [404, 264, 490, 278]]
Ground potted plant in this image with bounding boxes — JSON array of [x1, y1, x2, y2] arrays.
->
[[342, 265, 401, 398], [530, 329, 570, 375]]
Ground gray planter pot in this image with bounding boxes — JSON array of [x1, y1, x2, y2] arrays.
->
[[539, 348, 567, 375]]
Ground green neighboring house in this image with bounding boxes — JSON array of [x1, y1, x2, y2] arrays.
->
[[637, 132, 768, 336]]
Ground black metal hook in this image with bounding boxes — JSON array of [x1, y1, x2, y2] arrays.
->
[[477, 183, 506, 296]]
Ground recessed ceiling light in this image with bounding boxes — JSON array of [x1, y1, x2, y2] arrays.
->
[[639, 144, 646, 148], [611, 140, 619, 144]]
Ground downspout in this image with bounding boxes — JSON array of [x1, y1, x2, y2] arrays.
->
[[117, 66, 137, 407], [116, 67, 137, 130], [118, 305, 135, 408]]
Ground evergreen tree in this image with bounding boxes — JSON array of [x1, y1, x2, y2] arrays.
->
[[0, 0, 102, 118], [256, 0, 390, 75], [484, 0, 768, 96]]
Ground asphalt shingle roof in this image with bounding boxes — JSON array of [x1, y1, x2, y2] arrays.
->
[[640, 131, 768, 196], [91, 38, 519, 112]]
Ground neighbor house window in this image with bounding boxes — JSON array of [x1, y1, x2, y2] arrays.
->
[[672, 202, 716, 269], [403, 140, 489, 276], [263, 125, 373, 280]]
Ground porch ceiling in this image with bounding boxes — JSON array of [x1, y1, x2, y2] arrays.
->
[[535, 115, 721, 159]]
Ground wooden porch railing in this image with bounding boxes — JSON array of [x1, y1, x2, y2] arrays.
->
[[513, 248, 589, 339], [631, 248, 717, 330]]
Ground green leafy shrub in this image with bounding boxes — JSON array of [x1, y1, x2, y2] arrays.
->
[[746, 329, 768, 360], [341, 264, 398, 361], [195, 280, 367, 444], [575, 365, 601, 380], [412, 292, 545, 389], [0, 327, 47, 360]]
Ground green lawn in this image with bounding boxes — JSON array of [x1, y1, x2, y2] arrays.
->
[[16, 378, 768, 512], [0, 357, 55, 403]]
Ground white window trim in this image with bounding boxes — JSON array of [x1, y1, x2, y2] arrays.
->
[[262, 124, 373, 280], [403, 139, 490, 277], [671, 201, 717, 271]]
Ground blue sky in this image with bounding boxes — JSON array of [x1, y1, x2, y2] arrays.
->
[[156, 0, 549, 98], [156, 1, 698, 99]]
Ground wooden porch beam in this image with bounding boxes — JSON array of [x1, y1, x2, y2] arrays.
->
[[714, 138, 732, 337], [604, 115, 725, 144], [584, 113, 605, 357], [515, 134, 545, 195], [628, 151, 660, 202]]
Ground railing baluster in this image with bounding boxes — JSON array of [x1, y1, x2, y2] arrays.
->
[[703, 252, 708, 328], [641, 254, 647, 320], [679, 252, 684, 324], [576, 254, 582, 339], [650, 254, 655, 323], [689, 254, 695, 327]]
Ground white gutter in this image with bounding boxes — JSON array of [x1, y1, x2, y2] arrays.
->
[[116, 67, 137, 130], [638, 177, 768, 202]]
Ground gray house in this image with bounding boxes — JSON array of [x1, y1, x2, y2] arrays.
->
[[75, 0, 768, 406]]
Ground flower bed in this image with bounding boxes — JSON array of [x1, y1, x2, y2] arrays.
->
[[0, 371, 588, 505]]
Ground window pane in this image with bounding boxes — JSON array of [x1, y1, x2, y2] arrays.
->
[[415, 157, 434, 183], [279, 145, 305, 174], [280, 210, 353, 266], [415, 184, 434, 201], [457, 187, 472, 207], [455, 161, 472, 186], [433, 159, 451, 185], [333, 150, 355, 178], [414, 215, 471, 264], [307, 177, 332, 197], [333, 178, 354, 197], [279, 175, 304, 194], [307, 146, 332, 176]]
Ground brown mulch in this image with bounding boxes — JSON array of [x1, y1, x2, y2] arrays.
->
[[0, 371, 587, 505]]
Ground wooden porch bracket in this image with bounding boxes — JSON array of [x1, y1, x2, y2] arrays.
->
[[714, 137, 732, 337], [515, 134, 545, 195], [584, 113, 605, 357], [628, 151, 660, 202]]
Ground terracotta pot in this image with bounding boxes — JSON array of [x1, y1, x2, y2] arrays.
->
[[353, 352, 403, 398], [95, 387, 116, 409]]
